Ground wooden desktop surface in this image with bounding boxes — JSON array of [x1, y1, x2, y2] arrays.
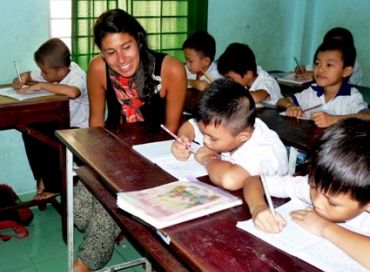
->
[[0, 86, 70, 241], [56, 113, 321, 271]]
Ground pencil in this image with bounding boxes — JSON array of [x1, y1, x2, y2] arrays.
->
[[302, 104, 322, 113], [14, 61, 22, 83], [160, 124, 193, 152], [200, 69, 213, 83], [294, 57, 304, 73], [260, 173, 278, 222]]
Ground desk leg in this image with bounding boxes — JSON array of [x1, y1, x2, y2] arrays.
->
[[288, 146, 298, 175], [66, 148, 74, 272]]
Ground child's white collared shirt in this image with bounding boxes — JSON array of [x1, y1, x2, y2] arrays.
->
[[250, 66, 283, 101]]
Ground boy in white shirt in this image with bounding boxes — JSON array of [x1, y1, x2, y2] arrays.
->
[[183, 31, 222, 91], [12, 38, 88, 200], [243, 118, 370, 269], [277, 39, 369, 128], [217, 43, 282, 104], [172, 79, 288, 191]]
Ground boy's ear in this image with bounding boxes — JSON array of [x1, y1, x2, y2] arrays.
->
[[364, 202, 370, 213], [342, 66, 353, 78], [238, 129, 252, 142]]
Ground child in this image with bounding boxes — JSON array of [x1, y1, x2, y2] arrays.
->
[[295, 27, 363, 86], [183, 31, 222, 91], [277, 39, 369, 128], [217, 43, 282, 104], [172, 79, 288, 191], [12, 38, 89, 200], [243, 118, 370, 269]]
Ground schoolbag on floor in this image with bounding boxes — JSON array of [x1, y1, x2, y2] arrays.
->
[[0, 184, 34, 241]]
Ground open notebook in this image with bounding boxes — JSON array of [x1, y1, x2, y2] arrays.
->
[[237, 198, 369, 272], [0, 87, 55, 101], [133, 140, 207, 179]]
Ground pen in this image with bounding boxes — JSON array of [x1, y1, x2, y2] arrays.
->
[[160, 124, 193, 152], [294, 57, 304, 73], [302, 104, 322, 113], [260, 173, 278, 222], [14, 61, 22, 83], [200, 69, 213, 84]]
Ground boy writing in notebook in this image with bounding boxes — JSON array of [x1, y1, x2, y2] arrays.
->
[[183, 31, 222, 91], [243, 118, 370, 269], [217, 43, 282, 104], [12, 38, 89, 200], [171, 79, 288, 191], [277, 39, 369, 128]]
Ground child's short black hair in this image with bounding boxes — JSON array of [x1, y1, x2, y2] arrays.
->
[[217, 43, 257, 77], [314, 39, 356, 69], [182, 31, 216, 61], [34, 38, 71, 68], [195, 78, 256, 135], [323, 27, 355, 46], [308, 118, 370, 206]]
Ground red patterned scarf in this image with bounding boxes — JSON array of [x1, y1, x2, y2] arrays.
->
[[108, 70, 144, 123]]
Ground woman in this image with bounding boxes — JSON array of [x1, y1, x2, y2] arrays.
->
[[74, 9, 187, 272]]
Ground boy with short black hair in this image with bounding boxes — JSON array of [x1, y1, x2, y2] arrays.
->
[[172, 79, 288, 191], [12, 38, 88, 200], [217, 43, 282, 103], [243, 118, 370, 269], [277, 39, 369, 128], [182, 31, 222, 91]]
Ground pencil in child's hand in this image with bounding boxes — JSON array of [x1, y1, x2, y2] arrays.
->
[[302, 104, 322, 113], [201, 69, 213, 83], [160, 124, 193, 152], [260, 173, 278, 222], [294, 57, 304, 74], [13, 61, 22, 83]]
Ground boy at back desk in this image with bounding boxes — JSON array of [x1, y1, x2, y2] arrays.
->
[[12, 38, 88, 200], [183, 31, 222, 91], [172, 79, 288, 191], [277, 39, 370, 128], [243, 118, 370, 269], [217, 43, 282, 104]]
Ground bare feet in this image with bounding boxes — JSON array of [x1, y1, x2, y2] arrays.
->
[[33, 191, 58, 201], [73, 258, 91, 272], [36, 178, 45, 195]]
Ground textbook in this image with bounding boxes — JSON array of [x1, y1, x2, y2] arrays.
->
[[133, 140, 207, 179], [275, 72, 312, 85], [236, 198, 369, 272], [0, 86, 55, 101], [117, 178, 243, 229]]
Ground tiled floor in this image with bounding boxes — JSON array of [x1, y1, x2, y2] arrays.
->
[[0, 200, 145, 272]]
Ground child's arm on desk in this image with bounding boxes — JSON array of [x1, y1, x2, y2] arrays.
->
[[291, 208, 370, 269], [16, 82, 81, 98], [12, 71, 32, 89], [277, 97, 304, 117], [243, 175, 286, 233], [250, 89, 270, 103], [196, 149, 250, 191], [312, 111, 370, 128], [187, 79, 210, 91]]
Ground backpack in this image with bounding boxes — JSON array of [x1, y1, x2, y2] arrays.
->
[[0, 184, 34, 241]]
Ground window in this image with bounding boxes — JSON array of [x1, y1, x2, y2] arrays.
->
[[49, 0, 72, 50], [71, 0, 208, 70]]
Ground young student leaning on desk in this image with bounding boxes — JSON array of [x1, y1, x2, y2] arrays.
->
[[243, 118, 370, 269], [217, 43, 282, 104], [12, 38, 89, 201], [295, 27, 363, 86], [171, 79, 288, 191], [73, 9, 187, 272], [277, 39, 370, 128], [182, 31, 222, 91]]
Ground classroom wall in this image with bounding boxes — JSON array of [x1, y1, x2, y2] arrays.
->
[[1, 0, 369, 195], [208, 0, 370, 86], [0, 0, 49, 195]]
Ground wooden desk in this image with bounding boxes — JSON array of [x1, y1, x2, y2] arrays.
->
[[0, 91, 70, 241], [56, 122, 320, 272]]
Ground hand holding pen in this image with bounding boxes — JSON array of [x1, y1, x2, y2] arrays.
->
[[160, 124, 194, 161]]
